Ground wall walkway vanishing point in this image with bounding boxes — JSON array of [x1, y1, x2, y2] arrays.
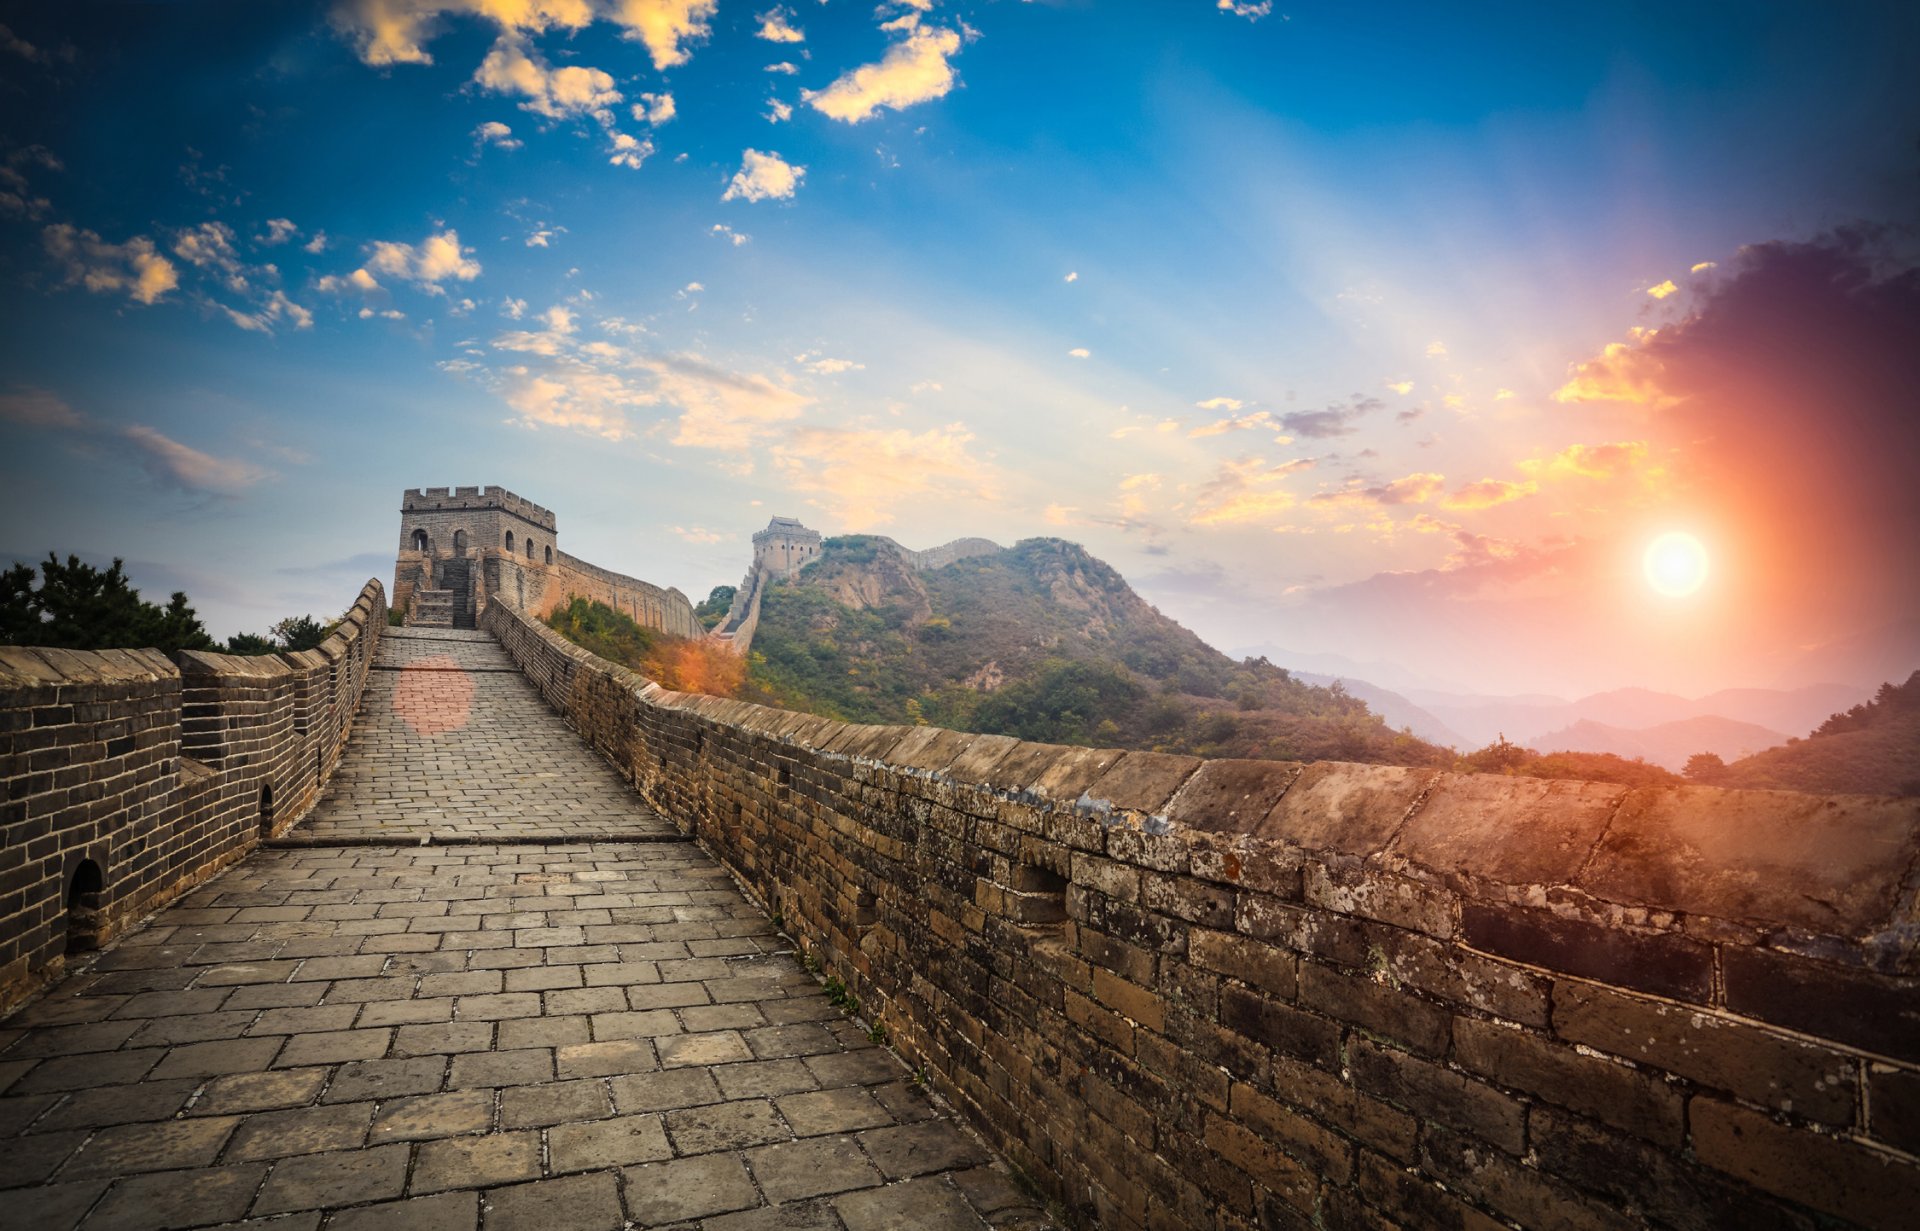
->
[[0, 581, 385, 1013], [484, 597, 1920, 1230], [1, 566, 1917, 1227]]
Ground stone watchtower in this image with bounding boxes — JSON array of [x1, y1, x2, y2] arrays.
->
[[393, 486, 557, 627], [751, 516, 822, 581]]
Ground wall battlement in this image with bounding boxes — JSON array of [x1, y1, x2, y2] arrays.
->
[[484, 596, 1920, 1230], [401, 485, 556, 529], [0, 580, 386, 1013]]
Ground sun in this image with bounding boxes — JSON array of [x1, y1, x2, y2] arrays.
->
[[1644, 532, 1709, 597]]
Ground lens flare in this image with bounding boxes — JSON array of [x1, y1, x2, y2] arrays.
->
[[1644, 532, 1709, 597]]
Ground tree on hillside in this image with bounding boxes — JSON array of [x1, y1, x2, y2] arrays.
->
[[1684, 752, 1728, 782], [222, 614, 335, 656], [1, 553, 215, 654], [694, 585, 736, 630]]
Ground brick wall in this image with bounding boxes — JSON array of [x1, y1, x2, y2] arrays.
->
[[483, 598, 1920, 1230], [0, 580, 385, 1013]]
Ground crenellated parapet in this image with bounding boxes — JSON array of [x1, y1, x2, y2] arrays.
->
[[484, 594, 1920, 1231], [0, 579, 386, 1013]]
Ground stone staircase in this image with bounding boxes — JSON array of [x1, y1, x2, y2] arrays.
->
[[406, 587, 454, 627], [441, 557, 476, 628]]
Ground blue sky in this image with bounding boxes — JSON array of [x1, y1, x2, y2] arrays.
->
[[3, 1, 1916, 696]]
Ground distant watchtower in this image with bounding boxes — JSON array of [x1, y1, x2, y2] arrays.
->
[[394, 486, 557, 627], [751, 516, 822, 581]]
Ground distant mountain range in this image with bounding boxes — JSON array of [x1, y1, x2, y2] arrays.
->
[[1256, 655, 1874, 767], [1523, 715, 1791, 773]]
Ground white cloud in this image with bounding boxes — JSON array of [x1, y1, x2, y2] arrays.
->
[[43, 224, 179, 305], [222, 290, 314, 334], [258, 218, 299, 245], [330, 0, 588, 66], [1217, 0, 1274, 19], [1195, 396, 1244, 411], [1068, 347, 1090, 359], [1425, 340, 1448, 358], [474, 120, 522, 149], [709, 224, 750, 246], [361, 228, 481, 292], [303, 231, 329, 254], [474, 37, 620, 119], [607, 130, 653, 169], [674, 525, 727, 544], [722, 149, 805, 202], [766, 99, 793, 123], [804, 24, 964, 123], [633, 92, 675, 124], [605, 0, 717, 71], [172, 221, 248, 290], [764, 61, 799, 75], [800, 355, 863, 374], [1064, 270, 1078, 283], [755, 7, 804, 43], [1385, 379, 1414, 395]]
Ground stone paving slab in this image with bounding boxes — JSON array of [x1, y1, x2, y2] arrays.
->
[[293, 630, 678, 844], [0, 844, 1055, 1230]]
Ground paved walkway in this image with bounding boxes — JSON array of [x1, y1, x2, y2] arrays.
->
[[0, 630, 1056, 1231], [293, 630, 677, 844]]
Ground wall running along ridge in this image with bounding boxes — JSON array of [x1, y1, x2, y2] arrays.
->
[[0, 580, 385, 1013], [482, 598, 1920, 1230]]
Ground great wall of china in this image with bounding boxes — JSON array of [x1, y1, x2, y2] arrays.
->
[[0, 485, 1915, 1229]]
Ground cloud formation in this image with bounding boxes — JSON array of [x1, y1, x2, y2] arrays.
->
[[1, 388, 270, 495], [804, 24, 964, 124], [1440, 477, 1537, 510], [42, 225, 179, 304], [361, 228, 482, 292], [722, 150, 805, 202], [1277, 395, 1380, 439]]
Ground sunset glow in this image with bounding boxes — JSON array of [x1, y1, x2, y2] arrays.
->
[[1644, 533, 1709, 599], [0, 3, 1914, 700]]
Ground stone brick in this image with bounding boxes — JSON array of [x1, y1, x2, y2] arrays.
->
[[1692, 1096, 1920, 1228], [1346, 1039, 1524, 1155], [1869, 1063, 1920, 1154], [1722, 945, 1920, 1064], [1461, 903, 1713, 1003], [1189, 928, 1297, 999], [1297, 959, 1450, 1058], [1451, 1015, 1683, 1146], [1554, 979, 1856, 1123], [1218, 983, 1340, 1069]]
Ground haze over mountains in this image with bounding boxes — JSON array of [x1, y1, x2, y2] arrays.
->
[[1241, 644, 1875, 769]]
